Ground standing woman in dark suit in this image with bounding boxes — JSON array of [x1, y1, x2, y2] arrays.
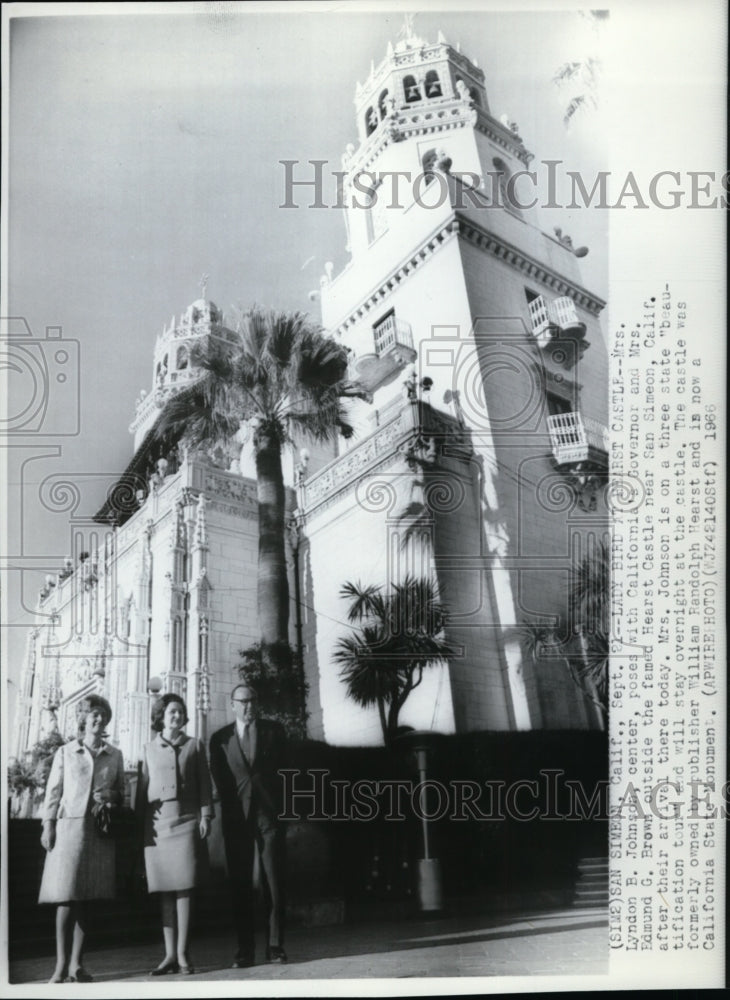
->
[[39, 694, 126, 984], [139, 693, 213, 976]]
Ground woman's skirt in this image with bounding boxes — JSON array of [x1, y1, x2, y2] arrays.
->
[[39, 814, 116, 903], [144, 799, 208, 893]]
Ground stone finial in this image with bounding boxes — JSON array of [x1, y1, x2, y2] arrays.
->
[[404, 365, 418, 402], [295, 448, 310, 486]]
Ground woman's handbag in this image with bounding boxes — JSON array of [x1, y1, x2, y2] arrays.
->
[[92, 801, 137, 840]]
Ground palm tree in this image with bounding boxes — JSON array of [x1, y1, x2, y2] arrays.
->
[[552, 10, 609, 127], [157, 306, 369, 675], [518, 538, 610, 726], [333, 576, 452, 744]]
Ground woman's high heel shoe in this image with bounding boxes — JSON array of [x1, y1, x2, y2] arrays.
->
[[66, 967, 93, 982], [178, 955, 194, 975], [150, 959, 179, 976]]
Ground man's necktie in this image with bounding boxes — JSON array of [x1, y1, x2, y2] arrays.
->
[[242, 723, 251, 761]]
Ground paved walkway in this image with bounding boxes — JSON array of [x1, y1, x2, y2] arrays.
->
[[9, 906, 607, 984]]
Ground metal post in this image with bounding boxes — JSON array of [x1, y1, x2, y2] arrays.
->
[[394, 730, 444, 912]]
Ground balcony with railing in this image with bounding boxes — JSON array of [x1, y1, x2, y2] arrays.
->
[[529, 294, 587, 347], [373, 313, 414, 355], [354, 314, 417, 392], [547, 412, 609, 467]]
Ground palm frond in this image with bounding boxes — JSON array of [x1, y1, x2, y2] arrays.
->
[[563, 94, 587, 126], [295, 333, 349, 389], [155, 376, 242, 449], [571, 540, 610, 635], [553, 61, 583, 86], [339, 581, 386, 623], [333, 630, 401, 707]]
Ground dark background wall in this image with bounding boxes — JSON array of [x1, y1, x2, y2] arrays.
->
[[8, 729, 606, 959]]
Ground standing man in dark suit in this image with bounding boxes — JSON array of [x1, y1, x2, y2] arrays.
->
[[209, 683, 287, 967]]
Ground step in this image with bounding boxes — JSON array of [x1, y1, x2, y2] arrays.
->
[[572, 855, 608, 909]]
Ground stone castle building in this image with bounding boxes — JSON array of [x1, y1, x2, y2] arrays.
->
[[15, 25, 608, 764]]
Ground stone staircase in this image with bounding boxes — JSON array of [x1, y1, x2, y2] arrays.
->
[[573, 856, 609, 908]]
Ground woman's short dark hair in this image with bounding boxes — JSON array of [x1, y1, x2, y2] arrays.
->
[[150, 693, 189, 732], [76, 694, 113, 738]]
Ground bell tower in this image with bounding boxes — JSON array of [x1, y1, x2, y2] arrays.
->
[[129, 288, 236, 451], [304, 20, 609, 742], [338, 19, 533, 264]]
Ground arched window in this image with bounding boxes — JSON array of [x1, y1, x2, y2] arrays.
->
[[403, 75, 421, 103], [422, 147, 451, 181], [366, 183, 388, 244], [425, 70, 442, 98], [378, 89, 390, 119], [492, 157, 520, 215], [176, 345, 189, 370], [492, 158, 509, 207], [421, 148, 438, 181], [469, 87, 481, 107], [365, 106, 378, 136]]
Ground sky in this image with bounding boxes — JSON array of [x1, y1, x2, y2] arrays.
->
[[2, 0, 725, 719]]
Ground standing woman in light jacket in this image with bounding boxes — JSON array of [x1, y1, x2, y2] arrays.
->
[[39, 694, 125, 984], [139, 693, 213, 976]]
